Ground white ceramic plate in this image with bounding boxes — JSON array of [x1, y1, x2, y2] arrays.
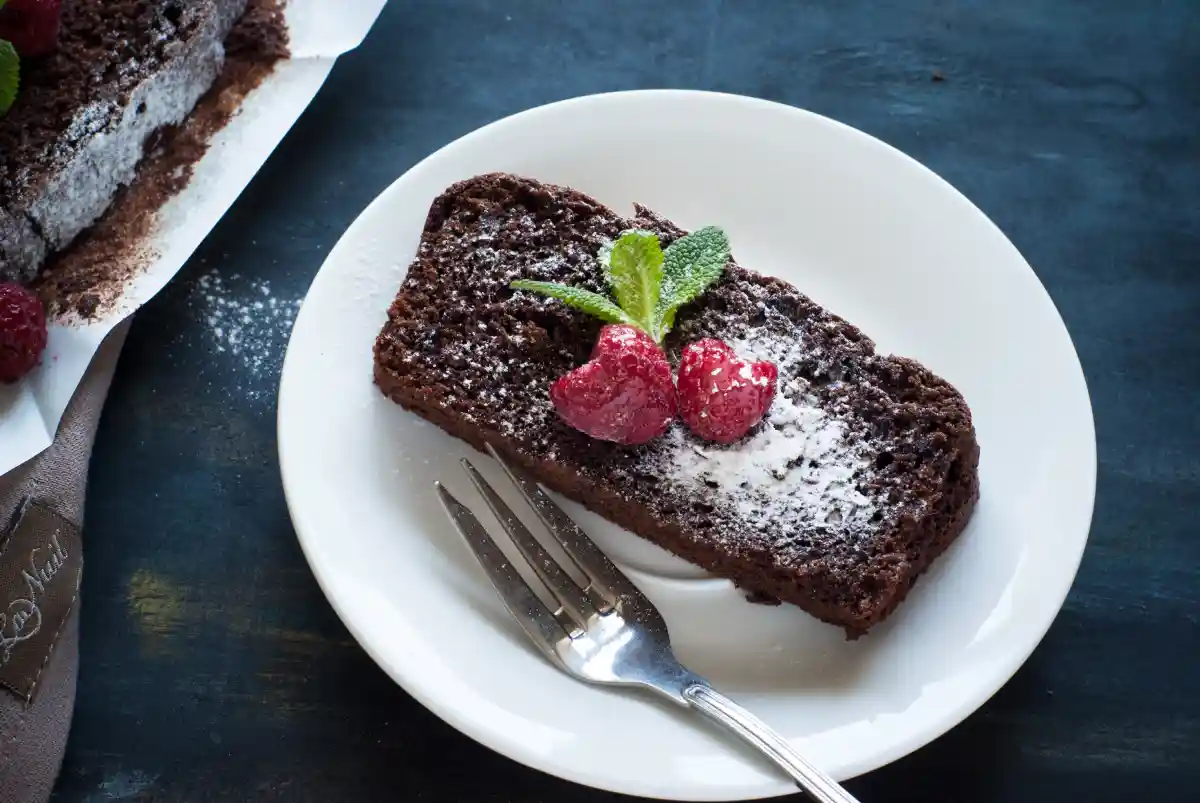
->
[[278, 90, 1095, 800]]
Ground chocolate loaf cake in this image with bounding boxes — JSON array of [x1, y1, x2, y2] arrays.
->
[[373, 173, 980, 638], [0, 0, 248, 285]]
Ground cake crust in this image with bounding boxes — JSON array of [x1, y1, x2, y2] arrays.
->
[[373, 173, 980, 638]]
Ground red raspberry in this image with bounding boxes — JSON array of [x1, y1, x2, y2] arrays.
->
[[0, 0, 62, 59], [550, 324, 676, 445], [677, 338, 778, 444], [0, 282, 48, 383]]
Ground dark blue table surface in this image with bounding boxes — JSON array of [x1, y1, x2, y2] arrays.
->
[[52, 1, 1199, 801]]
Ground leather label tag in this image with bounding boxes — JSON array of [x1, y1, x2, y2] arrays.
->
[[0, 500, 82, 702]]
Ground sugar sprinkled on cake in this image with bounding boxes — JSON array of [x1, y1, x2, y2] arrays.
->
[[636, 324, 885, 561], [649, 389, 879, 544]]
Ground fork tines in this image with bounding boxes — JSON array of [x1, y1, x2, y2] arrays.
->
[[435, 444, 639, 654]]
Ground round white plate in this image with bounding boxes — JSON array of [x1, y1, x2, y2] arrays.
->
[[278, 90, 1095, 800]]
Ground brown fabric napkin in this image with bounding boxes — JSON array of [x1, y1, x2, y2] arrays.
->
[[0, 320, 129, 802]]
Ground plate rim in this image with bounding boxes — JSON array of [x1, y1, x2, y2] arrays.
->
[[278, 88, 1097, 800]]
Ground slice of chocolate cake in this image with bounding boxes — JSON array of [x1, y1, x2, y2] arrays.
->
[[0, 0, 248, 285], [373, 173, 980, 638]]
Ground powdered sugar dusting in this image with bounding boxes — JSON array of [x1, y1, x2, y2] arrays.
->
[[732, 327, 812, 375], [654, 392, 877, 542], [191, 268, 301, 401], [640, 323, 887, 563]]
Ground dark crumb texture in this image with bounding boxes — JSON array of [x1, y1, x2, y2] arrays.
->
[[373, 173, 980, 638], [1, 0, 227, 199], [0, 0, 158, 183], [30, 0, 290, 319]]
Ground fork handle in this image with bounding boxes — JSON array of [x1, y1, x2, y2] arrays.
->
[[683, 684, 862, 803]]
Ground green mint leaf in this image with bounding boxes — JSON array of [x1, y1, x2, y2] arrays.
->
[[599, 229, 663, 334], [0, 40, 19, 118], [653, 226, 730, 339], [510, 280, 639, 328]]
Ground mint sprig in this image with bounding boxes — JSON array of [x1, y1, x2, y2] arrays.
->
[[599, 229, 663, 331], [507, 280, 639, 328], [656, 226, 730, 337], [0, 39, 18, 118], [510, 227, 730, 343]]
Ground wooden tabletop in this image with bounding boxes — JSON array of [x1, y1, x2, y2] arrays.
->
[[53, 1, 1199, 801]]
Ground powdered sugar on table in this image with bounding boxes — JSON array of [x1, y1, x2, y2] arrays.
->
[[190, 269, 302, 401]]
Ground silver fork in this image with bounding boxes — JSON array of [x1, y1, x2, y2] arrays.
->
[[435, 444, 862, 803]]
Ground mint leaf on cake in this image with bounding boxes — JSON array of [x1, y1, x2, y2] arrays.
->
[[508, 224, 779, 446], [511, 226, 730, 344], [655, 225, 730, 340], [0, 40, 18, 116], [508, 280, 639, 328], [599, 229, 663, 333]]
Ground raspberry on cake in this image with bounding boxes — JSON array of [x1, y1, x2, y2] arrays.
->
[[373, 173, 980, 639], [550, 324, 677, 445], [677, 337, 778, 444], [512, 225, 749, 446]]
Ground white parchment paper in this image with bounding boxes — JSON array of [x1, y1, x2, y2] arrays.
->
[[0, 0, 389, 474]]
